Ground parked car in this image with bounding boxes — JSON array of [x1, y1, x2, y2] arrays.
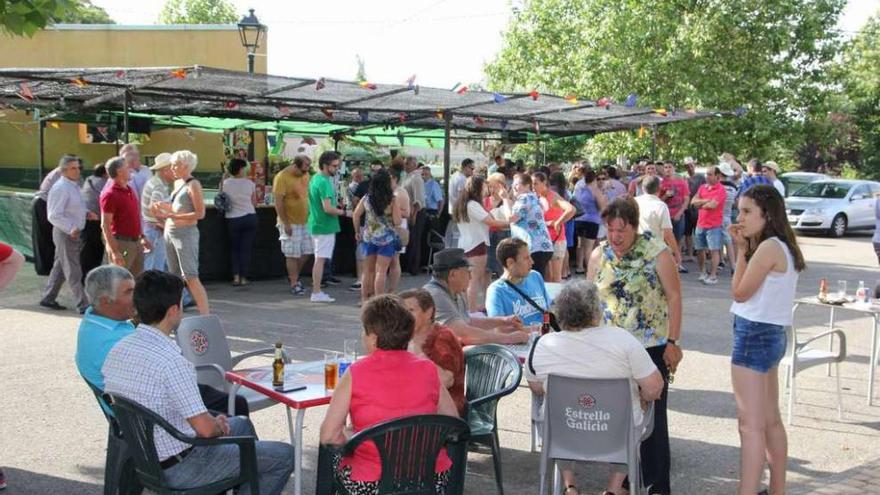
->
[[785, 179, 880, 237], [779, 172, 829, 197]]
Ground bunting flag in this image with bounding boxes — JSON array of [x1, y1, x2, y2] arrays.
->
[[529, 90, 539, 101], [500, 119, 509, 130], [278, 105, 292, 116], [170, 69, 187, 79], [625, 93, 638, 107], [638, 126, 648, 138], [596, 97, 609, 107], [224, 101, 238, 109], [398, 112, 407, 123], [17, 82, 34, 102], [359, 81, 377, 90], [48, 121, 61, 129], [406, 74, 417, 89], [115, 70, 126, 78], [492, 92, 507, 104], [315, 77, 326, 91], [451, 82, 468, 94], [532, 119, 541, 134], [564, 94, 578, 104], [358, 110, 369, 123], [71, 77, 88, 88], [322, 108, 333, 118], [474, 116, 486, 126], [653, 108, 668, 116], [734, 106, 748, 117], [435, 110, 445, 120], [397, 131, 405, 146]]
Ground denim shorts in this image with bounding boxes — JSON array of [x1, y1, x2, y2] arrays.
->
[[694, 226, 724, 251], [732, 315, 787, 373], [363, 241, 398, 258]]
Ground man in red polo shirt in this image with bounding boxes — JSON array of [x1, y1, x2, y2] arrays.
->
[[690, 165, 727, 285], [659, 160, 690, 272], [100, 157, 150, 276]]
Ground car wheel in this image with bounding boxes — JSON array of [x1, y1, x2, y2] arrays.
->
[[828, 214, 847, 238]]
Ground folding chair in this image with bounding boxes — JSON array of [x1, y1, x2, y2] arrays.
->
[[781, 325, 846, 424], [539, 375, 654, 495]]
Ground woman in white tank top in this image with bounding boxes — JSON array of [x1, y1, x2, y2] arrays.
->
[[727, 184, 805, 495]]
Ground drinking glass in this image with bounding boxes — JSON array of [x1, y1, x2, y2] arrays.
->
[[339, 339, 359, 377], [837, 280, 847, 299], [324, 352, 340, 391]]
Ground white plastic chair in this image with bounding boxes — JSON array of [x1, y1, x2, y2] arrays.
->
[[538, 375, 654, 495], [781, 325, 847, 425]]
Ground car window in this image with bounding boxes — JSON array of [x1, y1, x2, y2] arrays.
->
[[792, 182, 851, 199], [851, 184, 870, 200], [869, 184, 880, 196]]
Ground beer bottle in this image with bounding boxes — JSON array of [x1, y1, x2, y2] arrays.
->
[[819, 278, 828, 301], [541, 312, 551, 335], [272, 342, 284, 388]]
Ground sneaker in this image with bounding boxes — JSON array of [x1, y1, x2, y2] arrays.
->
[[325, 276, 342, 286], [703, 276, 718, 285], [697, 272, 708, 283], [290, 284, 306, 296], [39, 300, 67, 311], [349, 281, 362, 291], [677, 265, 688, 274], [310, 292, 336, 303]]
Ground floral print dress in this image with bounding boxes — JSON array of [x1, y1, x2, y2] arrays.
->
[[594, 232, 670, 348], [511, 192, 554, 253]]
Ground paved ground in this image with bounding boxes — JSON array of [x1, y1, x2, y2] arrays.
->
[[2, 232, 880, 494]]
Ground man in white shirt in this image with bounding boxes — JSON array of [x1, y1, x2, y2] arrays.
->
[[763, 161, 786, 197], [40, 155, 89, 313], [635, 176, 681, 265], [120, 143, 151, 199]]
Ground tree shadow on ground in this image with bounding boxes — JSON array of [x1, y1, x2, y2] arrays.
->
[[1, 467, 101, 495]]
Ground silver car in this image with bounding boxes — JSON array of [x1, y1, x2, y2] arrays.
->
[[785, 179, 880, 237]]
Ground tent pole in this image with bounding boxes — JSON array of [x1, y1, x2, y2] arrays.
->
[[38, 120, 45, 184], [333, 135, 340, 152], [651, 125, 657, 161], [443, 113, 452, 204], [123, 90, 131, 144]]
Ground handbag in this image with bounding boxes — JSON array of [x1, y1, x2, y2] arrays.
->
[[503, 279, 561, 332], [213, 177, 230, 213]]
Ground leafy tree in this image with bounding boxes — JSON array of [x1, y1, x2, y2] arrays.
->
[[1, 0, 72, 36], [837, 14, 880, 178], [53, 0, 113, 23], [485, 0, 846, 165], [158, 0, 237, 24]]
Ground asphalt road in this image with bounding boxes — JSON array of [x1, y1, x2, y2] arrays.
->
[[2, 232, 880, 494]]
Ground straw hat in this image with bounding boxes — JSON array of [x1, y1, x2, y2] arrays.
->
[[149, 152, 173, 170]]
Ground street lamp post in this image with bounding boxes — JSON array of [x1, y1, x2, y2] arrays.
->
[[237, 9, 266, 162]]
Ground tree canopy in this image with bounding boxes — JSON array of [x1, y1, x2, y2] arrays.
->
[[485, 0, 847, 166], [158, 0, 237, 24], [0, 0, 114, 36], [837, 14, 880, 178]]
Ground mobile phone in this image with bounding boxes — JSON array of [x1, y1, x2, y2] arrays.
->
[[274, 385, 306, 393]]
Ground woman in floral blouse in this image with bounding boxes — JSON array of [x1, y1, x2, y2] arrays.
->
[[587, 196, 682, 495], [510, 173, 554, 277]]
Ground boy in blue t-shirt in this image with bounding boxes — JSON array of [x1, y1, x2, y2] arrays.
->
[[486, 237, 551, 326]]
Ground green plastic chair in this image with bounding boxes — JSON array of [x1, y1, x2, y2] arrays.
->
[[105, 393, 260, 495], [84, 380, 143, 495], [464, 344, 523, 494], [315, 414, 470, 495]]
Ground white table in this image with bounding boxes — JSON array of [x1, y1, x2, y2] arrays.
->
[[792, 296, 880, 405]]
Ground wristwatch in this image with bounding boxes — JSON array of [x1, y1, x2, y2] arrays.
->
[[667, 339, 679, 346]]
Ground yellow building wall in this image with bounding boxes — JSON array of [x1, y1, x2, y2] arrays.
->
[[0, 25, 268, 174]]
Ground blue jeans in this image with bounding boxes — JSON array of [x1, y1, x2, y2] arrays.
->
[[163, 416, 295, 495], [227, 214, 258, 278], [671, 214, 687, 242], [143, 224, 167, 272]]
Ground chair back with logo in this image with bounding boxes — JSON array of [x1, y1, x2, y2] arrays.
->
[[175, 315, 233, 391], [539, 375, 653, 495]]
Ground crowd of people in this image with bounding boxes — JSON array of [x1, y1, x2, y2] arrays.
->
[[19, 145, 804, 495]]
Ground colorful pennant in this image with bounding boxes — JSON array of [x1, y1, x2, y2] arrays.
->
[[398, 112, 407, 123], [322, 108, 333, 118], [492, 92, 507, 104], [406, 74, 417, 89], [474, 116, 486, 126], [529, 90, 540, 101], [654, 108, 668, 116], [625, 93, 638, 107], [17, 82, 34, 102], [638, 126, 648, 138], [451, 82, 468, 94], [115, 70, 127, 78], [435, 110, 445, 120], [71, 77, 88, 88], [564, 94, 578, 104], [170, 69, 187, 79], [48, 121, 60, 129], [359, 81, 377, 90], [278, 106, 292, 116], [224, 101, 238, 109], [315, 77, 326, 91], [597, 97, 611, 109]]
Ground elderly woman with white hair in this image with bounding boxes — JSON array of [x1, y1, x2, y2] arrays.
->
[[156, 150, 209, 314], [525, 280, 664, 495]]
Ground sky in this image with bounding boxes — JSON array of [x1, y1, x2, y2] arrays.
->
[[94, 0, 880, 89]]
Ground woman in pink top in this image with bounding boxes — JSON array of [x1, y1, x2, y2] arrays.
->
[[320, 294, 459, 494], [533, 172, 576, 282]]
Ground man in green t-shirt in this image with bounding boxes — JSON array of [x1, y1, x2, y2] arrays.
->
[[307, 151, 344, 303]]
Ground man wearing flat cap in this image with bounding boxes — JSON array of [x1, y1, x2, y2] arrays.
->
[[423, 248, 530, 345]]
